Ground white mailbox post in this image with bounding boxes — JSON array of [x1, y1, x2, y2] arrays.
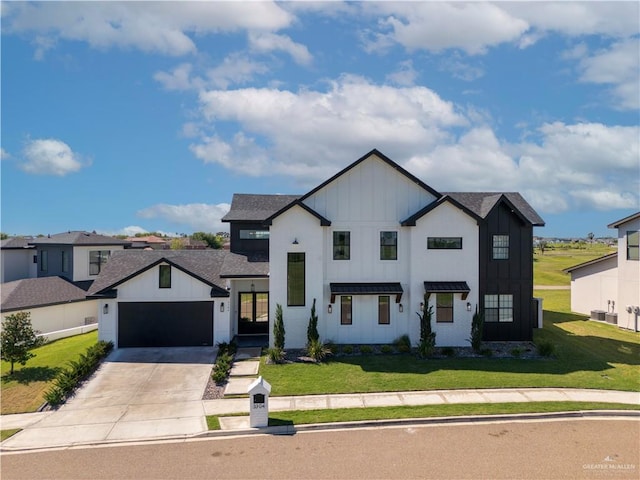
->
[[248, 376, 271, 428]]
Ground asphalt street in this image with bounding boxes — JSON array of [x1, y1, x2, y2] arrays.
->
[[2, 418, 638, 479]]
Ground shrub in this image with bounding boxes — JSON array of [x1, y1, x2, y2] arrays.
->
[[212, 350, 234, 385], [307, 339, 331, 362], [306, 299, 319, 346], [325, 340, 338, 355], [274, 303, 286, 350], [537, 340, 555, 357], [380, 344, 393, 354], [510, 348, 522, 358], [480, 348, 493, 357], [359, 345, 373, 354], [416, 294, 436, 358], [341, 344, 354, 355], [393, 334, 411, 353], [267, 347, 285, 364], [468, 307, 484, 353], [440, 346, 456, 357]]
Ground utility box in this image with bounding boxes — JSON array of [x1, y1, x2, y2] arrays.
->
[[591, 310, 606, 321], [248, 376, 271, 428], [605, 313, 618, 325]]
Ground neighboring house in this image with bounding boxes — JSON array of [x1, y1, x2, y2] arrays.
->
[[125, 235, 170, 250], [1, 277, 98, 340], [1, 237, 36, 282], [93, 149, 543, 349], [565, 212, 640, 331]]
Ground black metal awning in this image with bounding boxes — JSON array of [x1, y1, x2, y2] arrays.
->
[[330, 282, 403, 303], [423, 281, 470, 300]]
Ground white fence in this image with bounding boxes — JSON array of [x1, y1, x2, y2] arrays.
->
[[37, 323, 99, 343]]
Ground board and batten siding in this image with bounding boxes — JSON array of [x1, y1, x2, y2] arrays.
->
[[616, 216, 640, 330]]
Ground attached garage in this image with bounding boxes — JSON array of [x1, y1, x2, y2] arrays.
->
[[118, 301, 214, 348]]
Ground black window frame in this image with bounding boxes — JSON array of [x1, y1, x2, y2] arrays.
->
[[333, 231, 351, 260], [378, 296, 390, 325], [61, 250, 69, 273], [428, 237, 462, 249], [484, 294, 514, 323], [340, 295, 352, 325], [287, 252, 305, 307], [40, 250, 48, 272], [436, 293, 454, 323], [380, 231, 398, 260], [89, 250, 111, 276], [627, 231, 639, 261], [492, 234, 509, 260], [159, 264, 171, 289]]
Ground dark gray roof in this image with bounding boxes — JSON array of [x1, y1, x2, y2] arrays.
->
[[29, 231, 131, 246], [222, 194, 300, 222], [221, 252, 269, 278], [87, 250, 236, 296], [444, 192, 545, 226], [608, 211, 640, 229], [329, 283, 404, 295], [1, 277, 90, 312], [424, 281, 471, 293], [1, 237, 35, 249]]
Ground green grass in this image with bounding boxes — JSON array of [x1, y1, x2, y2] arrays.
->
[[260, 290, 639, 395], [0, 429, 21, 441], [1, 331, 99, 414], [534, 243, 615, 286], [206, 402, 640, 430]]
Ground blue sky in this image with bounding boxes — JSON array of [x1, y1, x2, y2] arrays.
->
[[1, 1, 638, 239]]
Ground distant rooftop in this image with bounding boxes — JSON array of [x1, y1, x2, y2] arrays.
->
[[28, 231, 131, 246]]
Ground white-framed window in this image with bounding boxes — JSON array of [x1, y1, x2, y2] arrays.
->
[[436, 293, 453, 323], [89, 250, 110, 276], [484, 294, 513, 322], [380, 231, 397, 260], [492, 235, 509, 259], [627, 231, 639, 260]]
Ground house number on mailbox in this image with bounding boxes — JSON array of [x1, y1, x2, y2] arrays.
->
[[253, 393, 265, 408]]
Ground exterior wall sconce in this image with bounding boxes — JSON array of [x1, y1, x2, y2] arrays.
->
[[466, 302, 472, 312], [399, 304, 403, 313], [103, 303, 109, 315], [328, 304, 332, 314], [292, 238, 299, 245], [419, 302, 424, 311], [251, 283, 255, 293], [220, 302, 225, 313]]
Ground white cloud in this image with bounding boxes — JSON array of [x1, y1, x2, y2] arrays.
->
[[137, 203, 231, 232], [0, 148, 10, 160], [438, 54, 484, 82], [207, 53, 269, 89], [3, 2, 293, 57], [386, 60, 418, 86], [20, 139, 87, 176], [248, 32, 312, 66], [154, 63, 203, 91]]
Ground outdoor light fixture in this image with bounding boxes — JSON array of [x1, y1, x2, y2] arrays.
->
[[103, 303, 109, 315], [399, 303, 403, 313], [292, 238, 299, 245], [420, 302, 424, 311], [328, 304, 332, 314], [251, 283, 255, 293], [466, 302, 472, 312], [220, 302, 225, 313]]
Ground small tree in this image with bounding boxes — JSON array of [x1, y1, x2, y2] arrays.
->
[[307, 298, 319, 346], [416, 293, 436, 358], [273, 303, 285, 350], [468, 306, 484, 353], [1, 312, 46, 374]]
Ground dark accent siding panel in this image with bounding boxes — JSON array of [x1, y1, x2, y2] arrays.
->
[[479, 202, 535, 341], [118, 301, 214, 347], [36, 246, 73, 281], [229, 222, 269, 254]]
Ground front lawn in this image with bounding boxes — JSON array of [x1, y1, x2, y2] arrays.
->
[[260, 291, 639, 396], [1, 331, 99, 414]]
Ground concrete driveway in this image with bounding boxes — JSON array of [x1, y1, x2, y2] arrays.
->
[[2, 347, 216, 450]]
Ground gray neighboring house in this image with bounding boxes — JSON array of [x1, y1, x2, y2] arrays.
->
[[1, 237, 36, 283]]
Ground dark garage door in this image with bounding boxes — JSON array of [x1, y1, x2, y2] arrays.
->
[[118, 302, 214, 348]]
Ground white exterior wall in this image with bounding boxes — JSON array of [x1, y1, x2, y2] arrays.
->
[[269, 206, 324, 348], [1, 249, 36, 282], [2, 299, 98, 336], [72, 245, 126, 282], [569, 257, 618, 316], [411, 202, 479, 346], [96, 263, 231, 347], [616, 217, 640, 331]]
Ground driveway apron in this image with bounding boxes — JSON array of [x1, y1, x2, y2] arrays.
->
[[2, 347, 216, 450]]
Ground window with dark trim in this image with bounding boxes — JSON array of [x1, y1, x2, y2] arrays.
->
[[627, 231, 639, 260], [484, 294, 513, 322], [333, 231, 351, 260], [287, 252, 305, 306], [492, 235, 509, 259], [159, 264, 171, 288], [380, 231, 397, 260], [239, 229, 270, 240], [61, 250, 69, 273], [428, 237, 462, 249], [436, 293, 453, 322], [89, 250, 110, 275], [341, 296, 352, 325], [378, 296, 390, 325], [40, 250, 48, 272]]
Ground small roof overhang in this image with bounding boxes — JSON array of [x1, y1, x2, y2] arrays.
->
[[330, 282, 403, 303], [423, 281, 470, 300]]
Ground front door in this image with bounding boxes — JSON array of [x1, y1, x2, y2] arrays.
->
[[238, 292, 269, 335]]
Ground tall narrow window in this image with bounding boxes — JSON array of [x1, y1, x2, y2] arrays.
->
[[380, 231, 397, 260], [89, 250, 110, 275], [61, 250, 69, 273], [627, 231, 639, 260], [333, 231, 350, 260], [159, 265, 171, 288], [287, 252, 305, 306], [340, 296, 352, 325], [492, 235, 509, 259], [484, 294, 513, 322], [40, 250, 48, 272], [378, 296, 390, 325], [436, 293, 453, 323]]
